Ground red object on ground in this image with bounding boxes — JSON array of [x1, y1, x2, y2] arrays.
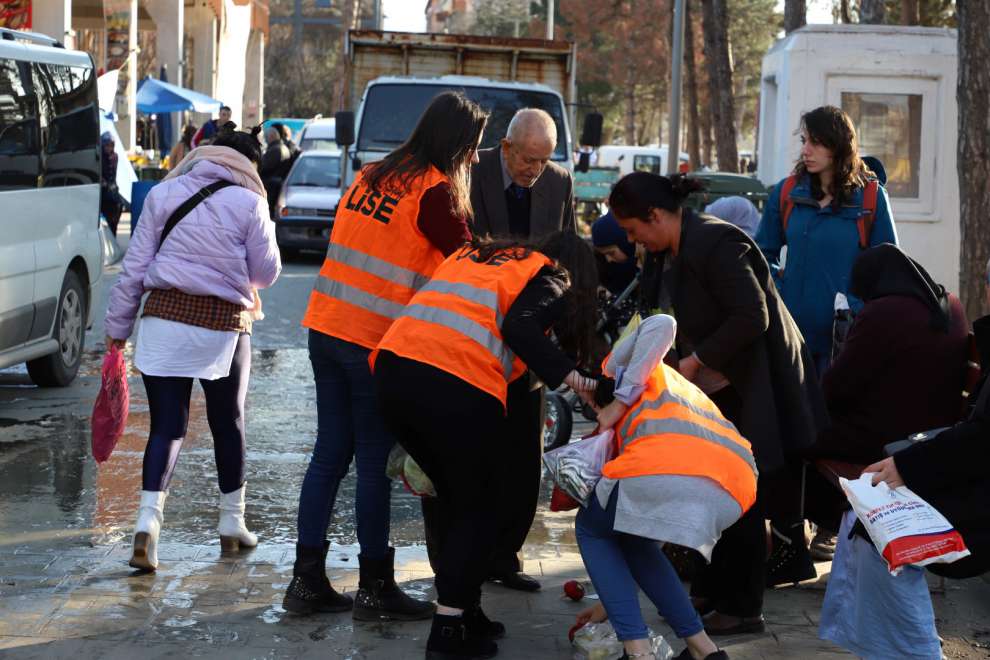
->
[[550, 485, 580, 511], [91, 346, 129, 463], [564, 580, 585, 601], [568, 621, 585, 642]]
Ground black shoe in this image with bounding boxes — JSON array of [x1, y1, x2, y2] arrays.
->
[[465, 604, 505, 640], [353, 547, 436, 621], [489, 571, 540, 592], [283, 541, 353, 615], [766, 526, 817, 587], [673, 649, 730, 660], [426, 613, 498, 659]]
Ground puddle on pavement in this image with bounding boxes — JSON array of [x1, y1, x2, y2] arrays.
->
[[0, 346, 577, 553]]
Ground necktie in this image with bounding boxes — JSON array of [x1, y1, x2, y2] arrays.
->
[[509, 183, 526, 199]]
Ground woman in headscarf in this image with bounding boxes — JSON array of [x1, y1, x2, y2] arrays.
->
[[591, 210, 639, 295], [816, 243, 969, 465], [704, 196, 760, 238], [798, 243, 970, 560]]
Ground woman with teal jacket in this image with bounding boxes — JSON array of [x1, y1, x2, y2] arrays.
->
[[756, 105, 897, 587], [756, 105, 897, 378]]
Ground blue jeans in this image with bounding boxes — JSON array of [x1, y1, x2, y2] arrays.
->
[[296, 330, 395, 559], [575, 489, 704, 641]]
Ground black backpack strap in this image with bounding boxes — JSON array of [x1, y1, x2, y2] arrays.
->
[[158, 180, 236, 252]]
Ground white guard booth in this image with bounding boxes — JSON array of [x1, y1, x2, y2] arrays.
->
[[756, 25, 959, 291]]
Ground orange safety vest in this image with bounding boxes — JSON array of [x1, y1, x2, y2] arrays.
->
[[603, 362, 758, 512], [302, 165, 450, 349], [373, 245, 552, 408]]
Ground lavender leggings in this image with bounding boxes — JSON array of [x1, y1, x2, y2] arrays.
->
[[140, 333, 250, 494]]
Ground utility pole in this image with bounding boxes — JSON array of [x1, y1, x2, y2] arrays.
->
[[546, 0, 555, 39], [666, 0, 686, 174]]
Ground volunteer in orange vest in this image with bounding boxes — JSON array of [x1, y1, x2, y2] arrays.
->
[[373, 232, 600, 659], [282, 92, 489, 620], [610, 172, 826, 637], [572, 314, 753, 660]]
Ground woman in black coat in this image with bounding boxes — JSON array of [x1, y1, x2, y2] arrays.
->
[[609, 172, 828, 636]]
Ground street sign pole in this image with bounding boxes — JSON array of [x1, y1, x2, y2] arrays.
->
[[667, 0, 686, 175]]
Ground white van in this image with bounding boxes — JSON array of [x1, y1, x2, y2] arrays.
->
[[298, 118, 336, 152], [594, 144, 689, 177], [0, 29, 102, 386]]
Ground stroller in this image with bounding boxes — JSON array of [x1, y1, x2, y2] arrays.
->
[[543, 275, 640, 451]]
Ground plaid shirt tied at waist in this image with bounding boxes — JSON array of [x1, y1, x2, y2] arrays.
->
[[143, 288, 253, 334]]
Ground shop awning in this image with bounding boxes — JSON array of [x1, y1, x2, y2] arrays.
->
[[136, 78, 222, 114]]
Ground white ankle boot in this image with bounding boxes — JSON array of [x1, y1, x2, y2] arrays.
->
[[130, 490, 167, 572], [218, 484, 258, 551]]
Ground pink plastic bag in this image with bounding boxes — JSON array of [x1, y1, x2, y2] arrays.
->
[[91, 346, 129, 463]]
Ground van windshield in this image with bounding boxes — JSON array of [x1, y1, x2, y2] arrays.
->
[[357, 83, 568, 160]]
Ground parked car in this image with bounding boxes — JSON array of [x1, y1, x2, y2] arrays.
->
[[274, 151, 342, 256], [0, 29, 102, 387], [594, 144, 689, 177], [298, 118, 336, 152]]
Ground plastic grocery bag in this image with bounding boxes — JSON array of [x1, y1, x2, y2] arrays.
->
[[543, 430, 615, 508], [91, 345, 129, 463], [840, 473, 970, 575], [571, 621, 673, 660], [386, 444, 436, 497]]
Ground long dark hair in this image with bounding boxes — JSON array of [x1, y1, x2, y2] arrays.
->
[[365, 91, 489, 219], [794, 105, 873, 209], [181, 124, 197, 148], [608, 172, 706, 219], [466, 233, 600, 368]]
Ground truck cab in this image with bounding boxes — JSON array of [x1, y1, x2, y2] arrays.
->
[[345, 75, 572, 187]]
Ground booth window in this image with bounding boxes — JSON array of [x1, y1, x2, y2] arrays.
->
[[633, 155, 661, 174], [842, 92, 922, 199]]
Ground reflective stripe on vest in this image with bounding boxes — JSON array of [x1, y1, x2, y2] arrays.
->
[[301, 166, 448, 349], [623, 416, 758, 474], [620, 389, 738, 442], [401, 303, 515, 379], [374, 247, 552, 407]]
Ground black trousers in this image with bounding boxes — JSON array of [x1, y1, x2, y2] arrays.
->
[[690, 386, 766, 618], [421, 374, 544, 576], [375, 351, 504, 609]]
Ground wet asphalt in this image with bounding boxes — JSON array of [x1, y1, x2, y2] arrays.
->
[[0, 240, 578, 554]]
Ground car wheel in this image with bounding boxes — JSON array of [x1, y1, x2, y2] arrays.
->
[[26, 269, 86, 388], [543, 391, 573, 451], [279, 245, 299, 261]]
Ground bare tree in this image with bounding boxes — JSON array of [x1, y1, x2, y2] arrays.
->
[[901, 0, 921, 24], [701, 0, 739, 171], [838, 0, 853, 22], [957, 0, 990, 319], [860, 0, 886, 23], [334, 0, 362, 110], [784, 0, 806, 33], [684, 0, 703, 169]]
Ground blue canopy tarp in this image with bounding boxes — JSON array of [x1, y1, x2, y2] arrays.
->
[[136, 77, 222, 114]]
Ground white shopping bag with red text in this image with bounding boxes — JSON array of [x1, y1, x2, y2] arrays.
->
[[840, 473, 970, 575]]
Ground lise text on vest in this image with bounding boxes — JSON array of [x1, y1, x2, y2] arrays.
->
[[342, 182, 400, 224]]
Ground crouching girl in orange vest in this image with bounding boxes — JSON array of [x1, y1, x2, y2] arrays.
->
[[574, 313, 756, 660], [372, 232, 601, 659]]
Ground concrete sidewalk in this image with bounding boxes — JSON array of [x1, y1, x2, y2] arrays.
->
[[3, 523, 990, 659]]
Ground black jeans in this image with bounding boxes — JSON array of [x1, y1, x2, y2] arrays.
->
[[140, 332, 250, 494], [690, 386, 766, 618], [421, 376, 543, 576], [375, 351, 504, 610]]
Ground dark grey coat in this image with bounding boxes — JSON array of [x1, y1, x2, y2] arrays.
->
[[469, 147, 576, 239], [647, 209, 828, 474]]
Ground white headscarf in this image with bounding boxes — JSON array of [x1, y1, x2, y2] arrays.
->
[[705, 196, 761, 238]]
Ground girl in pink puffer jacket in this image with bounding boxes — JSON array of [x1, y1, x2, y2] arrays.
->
[[104, 131, 281, 572]]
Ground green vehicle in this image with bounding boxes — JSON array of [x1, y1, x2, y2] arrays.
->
[[683, 172, 770, 212]]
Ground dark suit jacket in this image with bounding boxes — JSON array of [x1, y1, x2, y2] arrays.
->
[[469, 147, 576, 239], [643, 209, 828, 474]]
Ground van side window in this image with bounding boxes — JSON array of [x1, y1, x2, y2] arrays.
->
[[633, 155, 662, 175], [0, 58, 42, 191], [32, 63, 100, 187]]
